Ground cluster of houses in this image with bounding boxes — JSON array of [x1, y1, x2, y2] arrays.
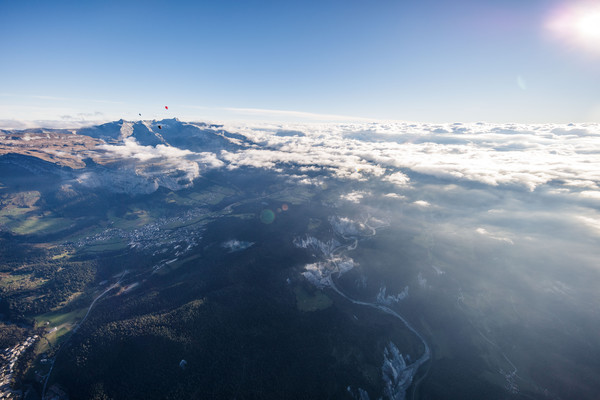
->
[[67, 207, 209, 255], [0, 336, 37, 399]]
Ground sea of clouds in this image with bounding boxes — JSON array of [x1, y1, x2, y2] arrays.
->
[[221, 121, 600, 193], [11, 119, 597, 237]]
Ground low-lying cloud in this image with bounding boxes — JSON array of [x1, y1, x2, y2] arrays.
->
[[87, 138, 224, 192], [223, 121, 600, 195]]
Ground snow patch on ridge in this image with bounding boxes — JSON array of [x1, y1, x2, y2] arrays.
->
[[222, 239, 254, 252], [300, 256, 355, 288], [293, 235, 340, 257], [329, 216, 364, 236], [382, 342, 418, 400], [294, 234, 356, 288], [120, 121, 134, 139], [377, 286, 409, 305]]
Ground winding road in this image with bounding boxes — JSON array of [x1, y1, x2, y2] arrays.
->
[[41, 270, 127, 399], [327, 216, 431, 399]]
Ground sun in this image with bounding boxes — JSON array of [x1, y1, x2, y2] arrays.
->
[[547, 2, 600, 52], [575, 11, 600, 40]]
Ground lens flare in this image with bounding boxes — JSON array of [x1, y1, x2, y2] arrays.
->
[[260, 209, 275, 224]]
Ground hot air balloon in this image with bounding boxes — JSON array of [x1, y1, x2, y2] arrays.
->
[[165, 106, 169, 110]]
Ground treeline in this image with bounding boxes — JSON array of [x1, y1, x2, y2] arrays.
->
[[1, 259, 96, 319], [0, 232, 45, 271], [0, 321, 27, 348], [52, 281, 375, 400]]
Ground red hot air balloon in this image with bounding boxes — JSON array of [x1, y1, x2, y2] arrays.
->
[[165, 106, 168, 110]]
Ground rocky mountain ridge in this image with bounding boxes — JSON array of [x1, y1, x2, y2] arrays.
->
[[0, 119, 243, 194]]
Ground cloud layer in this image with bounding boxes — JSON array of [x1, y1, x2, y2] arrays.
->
[[79, 137, 224, 193], [214, 120, 600, 240], [222, 121, 600, 196]]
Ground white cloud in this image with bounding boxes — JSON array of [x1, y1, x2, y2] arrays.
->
[[384, 193, 406, 199], [341, 191, 369, 203], [579, 191, 600, 200], [0, 118, 106, 130], [6, 118, 600, 203], [220, 121, 600, 194], [577, 216, 600, 235], [95, 138, 224, 192], [413, 200, 431, 207], [384, 171, 411, 187], [476, 227, 514, 244], [222, 107, 375, 123]]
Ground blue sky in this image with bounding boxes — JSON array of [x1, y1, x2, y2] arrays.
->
[[1, 0, 599, 125]]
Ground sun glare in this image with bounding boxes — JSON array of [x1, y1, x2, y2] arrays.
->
[[576, 11, 600, 39], [547, 2, 600, 52]]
